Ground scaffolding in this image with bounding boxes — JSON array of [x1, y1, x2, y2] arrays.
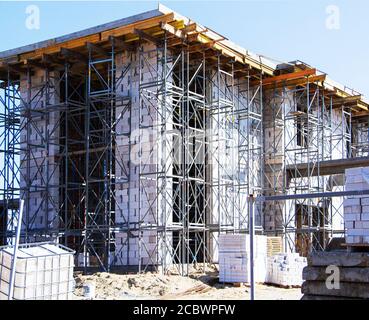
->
[[1, 13, 369, 274], [135, 36, 261, 275], [262, 68, 369, 255]]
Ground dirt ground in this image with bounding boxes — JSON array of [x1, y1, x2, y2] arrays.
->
[[73, 266, 302, 300]]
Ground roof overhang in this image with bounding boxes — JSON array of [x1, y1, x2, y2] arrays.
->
[[0, 4, 366, 115]]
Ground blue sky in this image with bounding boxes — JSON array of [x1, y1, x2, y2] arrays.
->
[[0, 0, 368, 97]]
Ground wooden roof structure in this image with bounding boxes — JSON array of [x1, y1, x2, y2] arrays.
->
[[0, 4, 367, 116]]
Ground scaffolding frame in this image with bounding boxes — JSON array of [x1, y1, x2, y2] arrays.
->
[[263, 71, 362, 255], [1, 20, 369, 274], [135, 35, 261, 275]]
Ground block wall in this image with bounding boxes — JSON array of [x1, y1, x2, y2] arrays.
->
[[19, 69, 60, 240], [114, 43, 173, 267]]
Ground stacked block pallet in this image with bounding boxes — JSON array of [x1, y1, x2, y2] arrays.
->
[[218, 234, 267, 284], [344, 167, 369, 244], [266, 253, 307, 288]]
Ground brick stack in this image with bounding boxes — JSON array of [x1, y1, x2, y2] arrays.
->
[[266, 253, 307, 287], [344, 167, 369, 244], [218, 234, 267, 284]]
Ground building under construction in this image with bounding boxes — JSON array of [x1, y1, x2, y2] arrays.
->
[[0, 5, 368, 275]]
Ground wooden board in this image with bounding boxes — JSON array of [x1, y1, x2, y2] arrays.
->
[[267, 236, 283, 257]]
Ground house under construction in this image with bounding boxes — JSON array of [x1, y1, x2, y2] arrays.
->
[[0, 5, 368, 275]]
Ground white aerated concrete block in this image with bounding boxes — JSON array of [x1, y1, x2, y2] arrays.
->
[[266, 253, 307, 287], [361, 197, 369, 206], [344, 167, 369, 244], [362, 213, 369, 221], [343, 198, 361, 207], [218, 234, 267, 284]]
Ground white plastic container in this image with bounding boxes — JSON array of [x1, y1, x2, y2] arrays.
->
[[0, 242, 75, 300]]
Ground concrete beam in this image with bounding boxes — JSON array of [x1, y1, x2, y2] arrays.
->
[[303, 266, 369, 283], [308, 252, 369, 267], [302, 281, 369, 299]]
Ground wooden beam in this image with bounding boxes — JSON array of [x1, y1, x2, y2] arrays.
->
[[253, 69, 317, 87], [332, 95, 362, 106], [330, 95, 368, 112], [261, 74, 326, 90], [86, 42, 110, 57], [24, 59, 47, 69], [20, 34, 100, 61], [42, 53, 66, 66], [188, 32, 274, 76], [109, 36, 135, 51], [160, 22, 185, 40], [234, 65, 251, 73], [357, 101, 369, 111], [0, 62, 25, 74], [60, 48, 88, 61], [182, 23, 197, 33], [100, 13, 175, 41], [134, 28, 161, 46], [167, 38, 183, 47], [187, 42, 215, 53], [352, 111, 369, 118], [14, 15, 178, 62]]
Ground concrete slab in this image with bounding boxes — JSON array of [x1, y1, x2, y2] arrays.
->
[[308, 252, 369, 267], [303, 266, 369, 283], [302, 281, 369, 299]]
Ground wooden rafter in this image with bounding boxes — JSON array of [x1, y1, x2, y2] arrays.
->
[[41, 53, 66, 66], [86, 42, 110, 57], [100, 13, 175, 40], [109, 36, 135, 51], [134, 28, 161, 46], [254, 74, 326, 90], [250, 69, 317, 87], [60, 48, 88, 61]]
